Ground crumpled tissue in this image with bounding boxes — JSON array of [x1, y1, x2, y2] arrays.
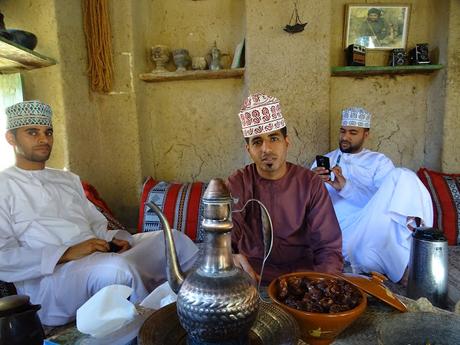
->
[[76, 284, 138, 338], [140, 281, 177, 310]]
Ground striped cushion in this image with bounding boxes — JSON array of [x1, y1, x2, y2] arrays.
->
[[417, 168, 460, 245], [138, 177, 207, 242], [82, 181, 127, 231]]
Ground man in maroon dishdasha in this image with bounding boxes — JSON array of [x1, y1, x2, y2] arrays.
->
[[228, 93, 343, 284]]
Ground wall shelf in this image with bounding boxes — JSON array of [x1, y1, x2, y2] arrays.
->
[[139, 68, 245, 82], [331, 64, 443, 77], [0, 36, 57, 73]]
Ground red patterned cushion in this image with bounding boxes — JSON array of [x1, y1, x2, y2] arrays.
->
[[417, 168, 460, 245], [82, 181, 127, 231], [138, 177, 207, 242]]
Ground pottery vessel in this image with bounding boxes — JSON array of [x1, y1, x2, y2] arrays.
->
[[268, 271, 367, 345], [191, 56, 207, 70], [209, 44, 221, 71], [145, 179, 263, 345], [172, 48, 191, 72], [151, 45, 170, 73]]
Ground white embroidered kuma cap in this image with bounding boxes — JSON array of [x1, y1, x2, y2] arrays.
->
[[341, 107, 371, 128], [5, 100, 53, 130], [238, 93, 286, 138]]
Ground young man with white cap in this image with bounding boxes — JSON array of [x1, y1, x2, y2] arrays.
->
[[312, 107, 433, 283], [228, 93, 343, 284], [0, 100, 198, 325]]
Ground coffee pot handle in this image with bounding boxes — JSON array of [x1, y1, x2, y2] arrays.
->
[[232, 199, 274, 300]]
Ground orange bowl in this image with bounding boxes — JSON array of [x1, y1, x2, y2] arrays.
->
[[267, 271, 367, 345]]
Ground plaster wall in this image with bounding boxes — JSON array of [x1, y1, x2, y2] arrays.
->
[[3, 0, 142, 226], [136, 0, 247, 182], [1, 0, 67, 169], [2, 0, 458, 227], [53, 0, 142, 225], [442, 0, 460, 172], [330, 0, 447, 171], [245, 0, 332, 167]]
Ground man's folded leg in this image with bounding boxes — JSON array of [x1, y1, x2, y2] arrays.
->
[[19, 252, 148, 326]]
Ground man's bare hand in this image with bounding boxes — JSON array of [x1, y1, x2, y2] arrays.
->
[[311, 166, 331, 182], [58, 238, 110, 264], [111, 238, 131, 253], [233, 254, 260, 282], [327, 165, 346, 191]]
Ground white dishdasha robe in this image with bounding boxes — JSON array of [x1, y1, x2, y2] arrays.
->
[[312, 148, 433, 282], [0, 166, 198, 325]]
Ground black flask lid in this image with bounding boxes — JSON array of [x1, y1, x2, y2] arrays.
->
[[412, 227, 447, 241]]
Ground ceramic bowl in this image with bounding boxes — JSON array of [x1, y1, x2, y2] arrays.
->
[[267, 271, 367, 345]]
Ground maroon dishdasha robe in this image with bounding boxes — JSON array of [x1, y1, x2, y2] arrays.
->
[[227, 162, 343, 284]]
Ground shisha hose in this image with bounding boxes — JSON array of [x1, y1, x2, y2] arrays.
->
[[233, 199, 274, 302]]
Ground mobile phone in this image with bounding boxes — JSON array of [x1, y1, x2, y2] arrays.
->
[[109, 241, 122, 253], [315, 155, 330, 175]]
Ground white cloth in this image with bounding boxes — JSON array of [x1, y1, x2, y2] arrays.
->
[[140, 281, 177, 310], [0, 166, 198, 325], [77, 285, 137, 338], [312, 149, 433, 282]]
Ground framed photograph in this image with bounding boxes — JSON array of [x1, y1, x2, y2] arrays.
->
[[344, 4, 410, 50]]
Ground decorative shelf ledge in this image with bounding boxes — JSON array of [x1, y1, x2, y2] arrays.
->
[[139, 68, 245, 82], [0, 36, 57, 73], [331, 64, 443, 76]]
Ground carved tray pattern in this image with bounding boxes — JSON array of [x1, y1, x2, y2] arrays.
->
[[139, 301, 299, 345]]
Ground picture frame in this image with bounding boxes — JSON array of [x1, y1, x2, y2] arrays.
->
[[231, 38, 245, 69], [344, 4, 411, 50]]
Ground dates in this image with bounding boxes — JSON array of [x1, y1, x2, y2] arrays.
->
[[276, 276, 362, 313]]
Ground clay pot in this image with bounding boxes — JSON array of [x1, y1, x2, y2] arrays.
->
[[268, 271, 367, 345], [191, 56, 207, 70], [151, 44, 170, 73], [172, 48, 191, 72]]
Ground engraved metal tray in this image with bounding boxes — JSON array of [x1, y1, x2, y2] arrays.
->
[[138, 301, 299, 345]]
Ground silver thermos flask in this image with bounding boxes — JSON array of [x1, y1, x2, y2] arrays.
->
[[407, 227, 448, 308]]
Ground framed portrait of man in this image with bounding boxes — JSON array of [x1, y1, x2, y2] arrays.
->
[[344, 4, 411, 50]]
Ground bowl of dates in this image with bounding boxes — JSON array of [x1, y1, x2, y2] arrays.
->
[[268, 271, 367, 345]]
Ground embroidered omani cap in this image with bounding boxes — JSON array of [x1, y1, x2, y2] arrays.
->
[[5, 100, 53, 130], [341, 107, 371, 128], [238, 93, 286, 138]]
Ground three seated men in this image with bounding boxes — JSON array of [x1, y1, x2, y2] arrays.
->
[[0, 97, 433, 326]]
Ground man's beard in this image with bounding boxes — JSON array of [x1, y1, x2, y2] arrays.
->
[[339, 139, 364, 154], [18, 144, 52, 162]]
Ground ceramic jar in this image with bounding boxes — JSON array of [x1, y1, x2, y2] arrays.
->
[[209, 45, 221, 71], [172, 49, 191, 72], [151, 45, 170, 73], [191, 56, 207, 70]]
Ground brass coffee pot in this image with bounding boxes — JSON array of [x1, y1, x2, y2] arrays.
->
[[146, 178, 272, 345]]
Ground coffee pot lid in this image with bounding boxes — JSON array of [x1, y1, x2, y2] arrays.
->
[[0, 294, 36, 317], [340, 272, 407, 312], [412, 227, 446, 241]]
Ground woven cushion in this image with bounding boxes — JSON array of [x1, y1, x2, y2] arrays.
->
[[417, 168, 460, 245], [82, 181, 127, 231], [138, 177, 207, 242]]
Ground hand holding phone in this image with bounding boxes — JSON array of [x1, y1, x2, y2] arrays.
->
[[315, 155, 331, 176], [108, 241, 122, 253]]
